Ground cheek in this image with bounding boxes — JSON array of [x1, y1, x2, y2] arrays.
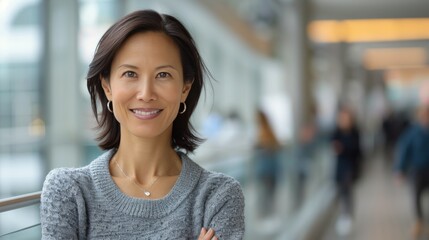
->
[[162, 84, 185, 101], [111, 83, 135, 101], [110, 85, 135, 120]]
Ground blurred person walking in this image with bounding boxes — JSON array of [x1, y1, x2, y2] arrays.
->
[[331, 107, 362, 235], [395, 105, 429, 239], [295, 119, 318, 208], [255, 109, 280, 217], [382, 109, 410, 163]]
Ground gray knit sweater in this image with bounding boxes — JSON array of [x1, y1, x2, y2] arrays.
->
[[40, 150, 245, 239]]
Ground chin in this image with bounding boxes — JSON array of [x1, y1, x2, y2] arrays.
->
[[128, 125, 171, 140]]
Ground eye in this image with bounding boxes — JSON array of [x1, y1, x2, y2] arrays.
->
[[156, 72, 172, 79], [122, 71, 137, 78]]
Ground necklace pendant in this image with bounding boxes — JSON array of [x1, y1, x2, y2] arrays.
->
[[144, 191, 151, 196]]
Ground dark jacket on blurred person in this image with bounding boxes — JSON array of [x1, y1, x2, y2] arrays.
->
[[331, 126, 362, 184], [394, 106, 429, 231], [395, 123, 429, 174], [331, 107, 362, 184]]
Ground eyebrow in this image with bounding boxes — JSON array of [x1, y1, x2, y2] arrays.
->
[[117, 64, 178, 71], [117, 64, 138, 70], [156, 65, 177, 71]]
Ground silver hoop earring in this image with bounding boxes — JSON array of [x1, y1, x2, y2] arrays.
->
[[179, 102, 187, 114], [107, 100, 113, 113]]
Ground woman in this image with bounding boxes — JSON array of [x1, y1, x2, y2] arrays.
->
[[331, 107, 361, 233], [40, 10, 245, 239], [254, 109, 280, 216]]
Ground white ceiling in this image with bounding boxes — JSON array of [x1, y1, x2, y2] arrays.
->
[[312, 0, 429, 20]]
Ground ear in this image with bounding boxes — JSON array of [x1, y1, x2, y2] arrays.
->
[[180, 81, 193, 102], [100, 76, 112, 100]]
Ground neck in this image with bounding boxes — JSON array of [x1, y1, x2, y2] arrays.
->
[[112, 129, 181, 183]]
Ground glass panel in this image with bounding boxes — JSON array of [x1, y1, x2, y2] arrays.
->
[[0, 205, 41, 240], [0, 224, 41, 240], [10, 2, 41, 27], [78, 0, 121, 163], [0, 20, 43, 229], [0, 0, 44, 198]]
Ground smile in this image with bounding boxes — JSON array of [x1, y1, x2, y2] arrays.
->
[[131, 109, 162, 120]]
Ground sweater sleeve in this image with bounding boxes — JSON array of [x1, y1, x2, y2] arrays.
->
[[40, 168, 86, 240], [206, 177, 245, 240]]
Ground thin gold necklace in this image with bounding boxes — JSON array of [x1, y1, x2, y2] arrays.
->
[[113, 157, 161, 197]]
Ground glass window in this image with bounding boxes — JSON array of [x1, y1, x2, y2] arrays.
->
[[0, 0, 43, 238], [78, 0, 121, 163], [11, 2, 41, 26], [0, 0, 43, 198]]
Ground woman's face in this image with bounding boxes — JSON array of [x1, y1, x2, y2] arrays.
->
[[101, 31, 192, 140], [338, 111, 352, 130]]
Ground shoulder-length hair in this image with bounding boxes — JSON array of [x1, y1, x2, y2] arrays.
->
[[87, 9, 208, 152]]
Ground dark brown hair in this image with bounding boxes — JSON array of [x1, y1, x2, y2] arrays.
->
[[87, 10, 208, 152]]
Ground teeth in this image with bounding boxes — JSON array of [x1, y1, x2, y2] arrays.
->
[[133, 109, 160, 116]]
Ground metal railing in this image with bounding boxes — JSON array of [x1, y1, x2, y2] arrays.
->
[[0, 192, 41, 213], [0, 192, 42, 238]]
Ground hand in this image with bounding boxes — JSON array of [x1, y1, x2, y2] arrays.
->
[[198, 228, 218, 240]]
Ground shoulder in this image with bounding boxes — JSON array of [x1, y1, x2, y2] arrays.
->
[[42, 150, 113, 193], [42, 165, 92, 199], [44, 165, 91, 186], [180, 153, 244, 204], [200, 169, 242, 189], [198, 168, 244, 204]]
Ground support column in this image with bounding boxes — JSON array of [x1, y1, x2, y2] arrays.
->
[[278, 0, 313, 142], [44, 0, 82, 169]]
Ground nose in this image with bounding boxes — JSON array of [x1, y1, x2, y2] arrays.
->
[[136, 78, 157, 102]]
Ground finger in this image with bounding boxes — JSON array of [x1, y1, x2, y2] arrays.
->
[[198, 228, 207, 239], [212, 236, 218, 240], [204, 228, 215, 240]]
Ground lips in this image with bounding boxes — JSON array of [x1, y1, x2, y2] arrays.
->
[[131, 108, 162, 120]]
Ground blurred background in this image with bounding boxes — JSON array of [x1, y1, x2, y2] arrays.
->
[[1, 0, 429, 239]]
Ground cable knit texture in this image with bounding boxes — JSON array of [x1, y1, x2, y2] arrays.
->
[[40, 150, 245, 239]]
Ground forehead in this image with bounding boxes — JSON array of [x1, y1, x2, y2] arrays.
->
[[112, 31, 181, 67]]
